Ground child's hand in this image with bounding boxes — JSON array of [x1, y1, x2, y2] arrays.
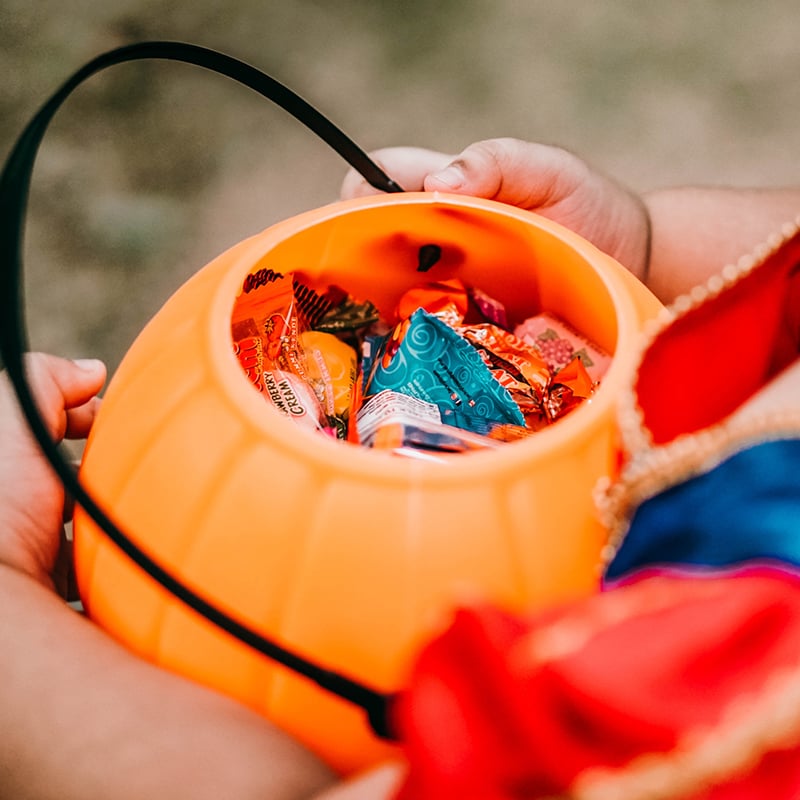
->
[[0, 353, 106, 593], [340, 138, 651, 284]]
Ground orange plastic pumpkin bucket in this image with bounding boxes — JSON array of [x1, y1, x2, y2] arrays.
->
[[0, 40, 662, 777], [72, 190, 660, 773]]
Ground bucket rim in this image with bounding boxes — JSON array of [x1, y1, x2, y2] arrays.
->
[[206, 191, 643, 484]]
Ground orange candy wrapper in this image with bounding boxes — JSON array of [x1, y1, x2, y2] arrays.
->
[[545, 356, 596, 422], [231, 270, 328, 430], [457, 322, 599, 427], [395, 278, 470, 327]]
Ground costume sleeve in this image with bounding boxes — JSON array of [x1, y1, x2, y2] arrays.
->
[[393, 573, 800, 800]]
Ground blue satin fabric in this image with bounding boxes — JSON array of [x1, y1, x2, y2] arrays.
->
[[604, 438, 800, 584]]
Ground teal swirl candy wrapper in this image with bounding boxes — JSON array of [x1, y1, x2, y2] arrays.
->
[[362, 308, 526, 433]]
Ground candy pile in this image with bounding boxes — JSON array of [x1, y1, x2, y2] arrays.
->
[[231, 269, 610, 457]]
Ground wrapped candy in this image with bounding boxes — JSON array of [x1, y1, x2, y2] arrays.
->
[[232, 270, 328, 430], [363, 308, 526, 434], [299, 329, 358, 436], [514, 311, 611, 383], [232, 272, 606, 449]]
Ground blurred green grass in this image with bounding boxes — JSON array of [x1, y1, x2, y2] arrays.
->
[[2, 0, 800, 373]]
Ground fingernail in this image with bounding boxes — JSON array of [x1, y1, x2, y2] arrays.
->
[[72, 358, 104, 373], [430, 163, 465, 190]]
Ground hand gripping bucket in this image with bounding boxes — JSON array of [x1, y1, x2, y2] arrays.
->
[[0, 43, 661, 774]]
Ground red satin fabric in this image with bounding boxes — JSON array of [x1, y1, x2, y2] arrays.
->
[[394, 574, 800, 799], [636, 232, 800, 445]]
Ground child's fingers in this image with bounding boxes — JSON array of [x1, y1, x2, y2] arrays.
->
[[25, 351, 105, 409], [26, 354, 106, 408], [13, 353, 106, 440], [423, 138, 588, 210], [340, 147, 453, 199], [64, 396, 103, 440]]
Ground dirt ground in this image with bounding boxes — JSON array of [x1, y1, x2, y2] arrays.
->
[[3, 0, 800, 372]]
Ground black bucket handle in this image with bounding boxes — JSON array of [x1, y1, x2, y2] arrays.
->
[[0, 41, 401, 739]]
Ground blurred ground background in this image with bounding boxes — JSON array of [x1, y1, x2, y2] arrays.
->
[[2, 0, 800, 374]]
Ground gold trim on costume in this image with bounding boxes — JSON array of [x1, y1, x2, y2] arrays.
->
[[598, 215, 800, 571], [570, 660, 800, 800], [511, 575, 800, 800]]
